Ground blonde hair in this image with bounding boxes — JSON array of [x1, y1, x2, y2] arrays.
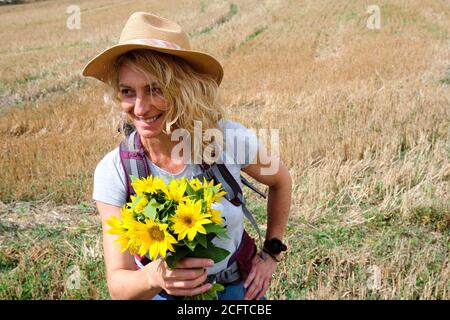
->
[[103, 49, 226, 163]]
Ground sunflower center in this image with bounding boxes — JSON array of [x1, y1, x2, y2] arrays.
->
[[182, 216, 194, 227], [149, 226, 165, 241]]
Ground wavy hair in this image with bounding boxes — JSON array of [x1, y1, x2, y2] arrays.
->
[[103, 49, 226, 164]]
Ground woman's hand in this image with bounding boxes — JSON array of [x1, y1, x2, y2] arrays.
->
[[147, 257, 214, 297], [243, 253, 277, 300]]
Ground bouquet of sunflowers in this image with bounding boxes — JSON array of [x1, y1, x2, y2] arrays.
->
[[106, 175, 230, 300]]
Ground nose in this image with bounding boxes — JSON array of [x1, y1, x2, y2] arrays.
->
[[133, 94, 150, 117]]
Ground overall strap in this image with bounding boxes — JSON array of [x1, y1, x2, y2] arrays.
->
[[240, 175, 266, 199], [119, 131, 150, 201], [119, 131, 152, 267], [196, 162, 264, 250]]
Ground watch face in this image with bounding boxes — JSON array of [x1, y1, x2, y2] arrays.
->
[[265, 239, 286, 254], [268, 239, 283, 254]]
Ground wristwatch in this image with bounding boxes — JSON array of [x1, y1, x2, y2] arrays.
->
[[261, 238, 287, 262]]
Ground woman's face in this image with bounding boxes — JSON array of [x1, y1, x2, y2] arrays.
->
[[118, 64, 169, 139]]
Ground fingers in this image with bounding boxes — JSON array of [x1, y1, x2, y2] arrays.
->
[[164, 266, 205, 281], [245, 274, 272, 300], [167, 282, 213, 297], [256, 280, 270, 300], [165, 269, 208, 290], [244, 254, 275, 300], [175, 258, 214, 269], [164, 269, 212, 296], [243, 254, 259, 289], [243, 267, 256, 290], [244, 277, 262, 300], [159, 258, 214, 296], [243, 260, 260, 300]]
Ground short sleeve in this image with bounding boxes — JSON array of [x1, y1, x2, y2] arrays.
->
[[221, 120, 259, 170], [92, 147, 128, 207]]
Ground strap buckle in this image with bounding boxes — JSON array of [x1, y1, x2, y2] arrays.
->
[[222, 268, 234, 279], [214, 261, 241, 284]]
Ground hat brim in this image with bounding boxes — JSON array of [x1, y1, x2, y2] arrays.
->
[[81, 43, 223, 85]]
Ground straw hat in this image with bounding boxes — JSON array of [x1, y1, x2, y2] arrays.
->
[[82, 12, 223, 85]]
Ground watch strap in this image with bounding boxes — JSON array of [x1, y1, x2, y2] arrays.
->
[[262, 248, 281, 262]]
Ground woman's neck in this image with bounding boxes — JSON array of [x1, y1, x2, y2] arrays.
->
[[140, 133, 181, 165]]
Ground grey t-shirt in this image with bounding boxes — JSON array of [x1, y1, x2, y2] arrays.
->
[[93, 119, 259, 274]]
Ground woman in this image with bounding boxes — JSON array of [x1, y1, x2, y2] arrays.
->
[[82, 11, 292, 300]]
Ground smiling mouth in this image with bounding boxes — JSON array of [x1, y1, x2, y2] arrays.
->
[[137, 113, 163, 124]]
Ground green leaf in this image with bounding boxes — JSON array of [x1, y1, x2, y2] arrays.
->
[[143, 203, 157, 220], [154, 191, 167, 204], [191, 245, 230, 263], [158, 200, 175, 220], [130, 175, 139, 183], [133, 212, 146, 223], [149, 198, 164, 209], [130, 194, 144, 211], [183, 283, 224, 300], [165, 247, 190, 269], [201, 200, 207, 213], [212, 283, 225, 293], [184, 239, 197, 252], [196, 233, 208, 248], [205, 186, 219, 197], [154, 199, 165, 209], [195, 188, 204, 200], [204, 223, 229, 239], [145, 198, 166, 220], [206, 233, 216, 242], [185, 183, 196, 197]]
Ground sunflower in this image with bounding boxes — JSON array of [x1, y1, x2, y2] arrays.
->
[[131, 176, 167, 196], [163, 178, 188, 202], [209, 207, 224, 225], [202, 177, 214, 187], [134, 219, 177, 260], [106, 207, 140, 253], [212, 184, 227, 203], [188, 177, 203, 191], [202, 189, 224, 225], [203, 187, 227, 206], [127, 195, 149, 213], [170, 199, 212, 241], [152, 177, 169, 194]]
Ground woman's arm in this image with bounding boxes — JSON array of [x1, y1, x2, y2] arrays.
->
[[242, 156, 292, 247], [96, 201, 213, 300], [97, 201, 162, 299], [240, 154, 292, 300]]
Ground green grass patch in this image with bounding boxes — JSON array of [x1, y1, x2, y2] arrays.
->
[[241, 192, 448, 299], [199, 0, 206, 13], [244, 26, 268, 43], [1, 195, 448, 299], [0, 213, 108, 300], [190, 3, 238, 37], [439, 68, 450, 85]]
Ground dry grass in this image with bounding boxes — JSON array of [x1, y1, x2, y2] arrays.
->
[[0, 0, 449, 299]]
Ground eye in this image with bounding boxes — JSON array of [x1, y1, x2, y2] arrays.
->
[[120, 89, 135, 97], [147, 87, 162, 96]]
